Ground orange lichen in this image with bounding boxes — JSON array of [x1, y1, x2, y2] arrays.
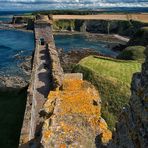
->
[[42, 78, 112, 146], [89, 117, 112, 144], [42, 130, 51, 141], [101, 130, 112, 144], [60, 122, 75, 133], [62, 79, 84, 91], [48, 79, 101, 116], [59, 144, 67, 148]]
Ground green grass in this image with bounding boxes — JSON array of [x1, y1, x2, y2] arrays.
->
[[0, 89, 27, 148], [117, 46, 146, 60], [73, 56, 141, 130], [53, 20, 75, 31]]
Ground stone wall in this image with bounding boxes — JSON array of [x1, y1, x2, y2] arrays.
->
[[109, 46, 148, 148], [40, 74, 112, 148], [47, 43, 63, 90], [19, 15, 64, 147]]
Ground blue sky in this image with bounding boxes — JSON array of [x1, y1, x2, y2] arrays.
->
[[0, 0, 148, 11]]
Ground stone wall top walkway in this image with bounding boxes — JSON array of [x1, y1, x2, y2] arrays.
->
[[19, 15, 63, 147]]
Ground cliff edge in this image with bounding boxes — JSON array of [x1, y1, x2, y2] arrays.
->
[[109, 46, 148, 148]]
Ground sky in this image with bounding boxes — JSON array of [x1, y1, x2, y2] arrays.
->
[[0, 0, 148, 11]]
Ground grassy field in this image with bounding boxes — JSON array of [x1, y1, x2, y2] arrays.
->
[[73, 56, 141, 130], [52, 14, 148, 23]]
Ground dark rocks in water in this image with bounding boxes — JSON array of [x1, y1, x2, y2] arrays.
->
[[13, 54, 26, 61], [112, 44, 127, 52], [19, 56, 32, 76], [58, 48, 111, 73], [0, 76, 28, 92]]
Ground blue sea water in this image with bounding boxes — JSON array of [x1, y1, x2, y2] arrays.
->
[[54, 34, 117, 56], [0, 11, 32, 22], [0, 30, 117, 76], [0, 30, 34, 76], [0, 15, 12, 22]]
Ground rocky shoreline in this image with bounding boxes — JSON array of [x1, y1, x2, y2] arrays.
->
[[54, 31, 129, 44], [0, 22, 126, 91], [59, 48, 115, 72], [0, 52, 32, 91]]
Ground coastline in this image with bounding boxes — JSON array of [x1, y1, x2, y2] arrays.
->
[[53, 31, 129, 44], [0, 20, 129, 43]]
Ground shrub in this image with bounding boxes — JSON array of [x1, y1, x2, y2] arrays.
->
[[128, 27, 148, 46], [117, 46, 145, 60]]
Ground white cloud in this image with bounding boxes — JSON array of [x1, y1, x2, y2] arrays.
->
[[0, 0, 148, 11]]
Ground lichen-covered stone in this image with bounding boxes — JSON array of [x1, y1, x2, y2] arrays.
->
[[41, 76, 112, 148]]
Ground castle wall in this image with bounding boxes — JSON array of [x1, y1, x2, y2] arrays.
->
[[19, 16, 63, 147]]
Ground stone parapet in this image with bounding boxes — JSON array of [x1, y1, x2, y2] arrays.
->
[[19, 15, 63, 147]]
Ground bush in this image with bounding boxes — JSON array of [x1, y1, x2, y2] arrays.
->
[[53, 20, 75, 31], [117, 46, 145, 60], [128, 27, 148, 46]]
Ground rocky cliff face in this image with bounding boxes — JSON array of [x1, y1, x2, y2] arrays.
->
[[109, 46, 148, 148], [53, 20, 148, 37]]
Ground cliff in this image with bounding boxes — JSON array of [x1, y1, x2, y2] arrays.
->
[[12, 16, 35, 30], [53, 20, 148, 37], [109, 46, 148, 147], [12, 15, 148, 37]]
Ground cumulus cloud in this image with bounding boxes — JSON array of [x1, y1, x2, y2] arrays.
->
[[0, 0, 148, 10]]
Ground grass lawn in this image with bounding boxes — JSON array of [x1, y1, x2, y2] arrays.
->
[[73, 56, 141, 130]]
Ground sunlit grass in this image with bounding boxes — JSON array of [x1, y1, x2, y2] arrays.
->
[[79, 56, 141, 85], [73, 55, 141, 130]]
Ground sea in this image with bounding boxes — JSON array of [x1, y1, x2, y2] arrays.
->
[[0, 8, 147, 148], [0, 7, 148, 76]]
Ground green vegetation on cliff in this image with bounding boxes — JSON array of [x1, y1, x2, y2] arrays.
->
[[128, 27, 148, 46], [52, 19, 148, 37], [117, 46, 146, 60], [73, 56, 141, 130], [53, 20, 75, 31]]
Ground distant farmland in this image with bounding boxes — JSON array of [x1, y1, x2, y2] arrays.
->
[[53, 14, 148, 23]]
